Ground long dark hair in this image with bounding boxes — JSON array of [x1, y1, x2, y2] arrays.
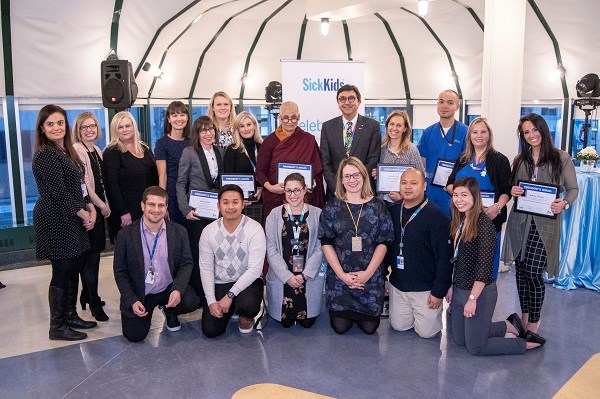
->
[[511, 113, 562, 183], [450, 177, 484, 243], [34, 104, 81, 165], [163, 101, 190, 138], [191, 116, 217, 152]]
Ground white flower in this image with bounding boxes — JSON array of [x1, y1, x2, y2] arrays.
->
[[576, 146, 599, 160]]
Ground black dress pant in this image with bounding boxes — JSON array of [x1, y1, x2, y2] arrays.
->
[[184, 218, 209, 299], [202, 279, 263, 338], [121, 284, 200, 342]]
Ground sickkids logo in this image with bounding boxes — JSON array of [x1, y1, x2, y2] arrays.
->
[[302, 78, 345, 92]]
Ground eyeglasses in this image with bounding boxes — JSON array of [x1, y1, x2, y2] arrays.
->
[[199, 127, 215, 134], [338, 96, 357, 104], [80, 124, 97, 131], [284, 188, 304, 196], [281, 115, 299, 123], [342, 172, 362, 182]]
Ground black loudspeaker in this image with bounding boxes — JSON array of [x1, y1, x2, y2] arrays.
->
[[101, 60, 138, 109]]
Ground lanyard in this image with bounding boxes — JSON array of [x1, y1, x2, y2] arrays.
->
[[242, 146, 258, 171], [398, 199, 428, 255], [439, 121, 457, 146], [453, 221, 463, 259], [345, 201, 364, 237], [141, 221, 162, 264], [286, 204, 306, 240]]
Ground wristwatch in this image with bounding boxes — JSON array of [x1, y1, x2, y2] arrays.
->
[[468, 294, 476, 301], [562, 199, 570, 210], [226, 291, 236, 299]]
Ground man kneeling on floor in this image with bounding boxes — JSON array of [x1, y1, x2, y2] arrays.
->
[[113, 186, 200, 342], [200, 184, 266, 338]]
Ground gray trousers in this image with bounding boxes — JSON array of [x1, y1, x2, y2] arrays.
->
[[451, 283, 526, 356]]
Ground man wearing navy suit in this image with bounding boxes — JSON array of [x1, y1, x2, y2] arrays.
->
[[320, 84, 381, 200], [113, 186, 200, 342]]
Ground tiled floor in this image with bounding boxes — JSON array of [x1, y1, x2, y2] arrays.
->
[[0, 259, 598, 399]]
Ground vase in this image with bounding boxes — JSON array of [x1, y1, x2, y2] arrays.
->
[[579, 159, 597, 173]]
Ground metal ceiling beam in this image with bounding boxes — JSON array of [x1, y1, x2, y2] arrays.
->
[[450, 0, 484, 31], [342, 20, 353, 60], [296, 15, 308, 59]]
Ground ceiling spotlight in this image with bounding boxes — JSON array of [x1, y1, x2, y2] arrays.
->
[[192, 14, 202, 24], [418, 0, 429, 17], [321, 18, 330, 37], [576, 73, 600, 97], [142, 62, 162, 77], [548, 65, 566, 80]]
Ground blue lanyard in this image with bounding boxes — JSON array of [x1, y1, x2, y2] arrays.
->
[[398, 199, 428, 255], [141, 221, 162, 263], [287, 205, 306, 240], [453, 221, 463, 259]]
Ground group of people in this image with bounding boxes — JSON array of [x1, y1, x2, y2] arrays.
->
[[32, 85, 577, 356]]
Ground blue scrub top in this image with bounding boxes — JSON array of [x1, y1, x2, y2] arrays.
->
[[417, 120, 468, 215], [455, 160, 494, 192]]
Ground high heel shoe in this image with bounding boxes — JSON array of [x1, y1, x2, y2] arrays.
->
[[525, 330, 546, 347], [89, 303, 109, 322], [506, 313, 527, 339], [80, 290, 105, 310]]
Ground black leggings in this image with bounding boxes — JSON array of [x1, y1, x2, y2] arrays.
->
[[80, 251, 101, 303], [330, 315, 380, 335], [280, 317, 317, 329], [50, 256, 85, 290]]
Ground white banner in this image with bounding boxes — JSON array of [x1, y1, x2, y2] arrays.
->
[[281, 60, 365, 144]]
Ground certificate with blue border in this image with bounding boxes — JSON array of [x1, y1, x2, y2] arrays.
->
[[514, 180, 559, 219], [481, 191, 495, 208], [376, 163, 413, 193], [189, 190, 219, 220], [221, 174, 255, 200], [431, 159, 455, 188], [277, 163, 313, 187]]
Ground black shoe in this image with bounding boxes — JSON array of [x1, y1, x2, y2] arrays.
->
[[0, 281, 6, 289], [506, 313, 527, 339], [380, 297, 389, 319], [80, 290, 105, 310], [67, 280, 97, 329], [525, 330, 546, 347], [89, 303, 109, 322], [161, 307, 181, 332], [49, 286, 87, 341], [67, 314, 98, 329]]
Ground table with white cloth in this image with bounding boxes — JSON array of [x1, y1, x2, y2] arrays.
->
[[550, 167, 600, 291]]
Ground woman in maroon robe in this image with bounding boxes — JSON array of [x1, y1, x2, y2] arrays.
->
[[256, 101, 325, 225]]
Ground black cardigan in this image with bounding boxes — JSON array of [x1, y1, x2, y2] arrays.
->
[[446, 150, 511, 232]]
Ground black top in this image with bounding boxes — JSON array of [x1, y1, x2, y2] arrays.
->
[[386, 199, 453, 299], [447, 150, 511, 232], [87, 148, 106, 201], [452, 213, 496, 290], [223, 140, 261, 175], [32, 146, 90, 259]]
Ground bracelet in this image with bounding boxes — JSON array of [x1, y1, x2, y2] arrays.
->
[[495, 203, 501, 211]]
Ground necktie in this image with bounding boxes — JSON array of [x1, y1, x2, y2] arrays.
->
[[344, 121, 354, 156]]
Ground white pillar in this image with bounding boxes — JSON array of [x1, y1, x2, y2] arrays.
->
[[481, 0, 527, 163]]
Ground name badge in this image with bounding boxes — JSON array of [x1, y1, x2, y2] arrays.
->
[[397, 256, 404, 270], [292, 255, 305, 273], [81, 183, 88, 197], [145, 269, 155, 285], [351, 236, 362, 252]]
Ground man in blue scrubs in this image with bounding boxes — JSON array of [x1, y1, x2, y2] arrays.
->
[[417, 90, 467, 215]]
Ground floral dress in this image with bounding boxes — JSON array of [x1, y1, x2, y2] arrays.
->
[[281, 207, 310, 321]]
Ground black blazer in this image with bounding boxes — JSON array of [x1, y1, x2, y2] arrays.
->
[[113, 219, 193, 317], [446, 150, 511, 232], [320, 114, 381, 197]]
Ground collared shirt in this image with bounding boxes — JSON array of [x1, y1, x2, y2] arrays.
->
[[141, 220, 173, 295], [203, 146, 218, 180], [342, 114, 359, 131]]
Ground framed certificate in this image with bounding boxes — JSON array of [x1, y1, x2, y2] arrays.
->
[[189, 190, 219, 220], [480, 191, 495, 208], [431, 159, 455, 188], [376, 163, 413, 193], [514, 180, 559, 219], [221, 174, 255, 200], [277, 163, 313, 187]]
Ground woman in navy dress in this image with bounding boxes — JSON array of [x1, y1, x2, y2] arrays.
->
[[103, 111, 159, 243], [155, 101, 191, 225], [446, 117, 511, 280], [318, 157, 394, 335]]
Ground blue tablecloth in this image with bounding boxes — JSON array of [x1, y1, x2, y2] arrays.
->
[[551, 168, 600, 291]]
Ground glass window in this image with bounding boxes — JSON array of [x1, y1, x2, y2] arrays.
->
[[242, 106, 272, 137], [365, 106, 407, 137], [0, 106, 13, 228], [19, 108, 107, 225], [571, 117, 599, 161]]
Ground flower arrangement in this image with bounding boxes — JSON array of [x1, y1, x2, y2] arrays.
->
[[576, 146, 599, 161]]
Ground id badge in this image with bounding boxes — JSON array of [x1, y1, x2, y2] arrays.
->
[[145, 269, 155, 285], [397, 256, 404, 270], [81, 183, 88, 197], [292, 255, 305, 273], [351, 236, 362, 252]]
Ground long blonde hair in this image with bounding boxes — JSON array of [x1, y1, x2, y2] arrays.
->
[[107, 111, 147, 154], [209, 91, 236, 129], [381, 110, 412, 153], [459, 116, 495, 164], [335, 156, 374, 200], [231, 111, 262, 150]]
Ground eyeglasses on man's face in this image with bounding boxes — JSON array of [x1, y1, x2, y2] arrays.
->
[[337, 96, 357, 104], [342, 172, 362, 182], [280, 115, 299, 123]]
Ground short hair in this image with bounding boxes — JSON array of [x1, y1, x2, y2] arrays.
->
[[231, 111, 262, 150], [439, 89, 460, 103], [279, 101, 299, 116], [107, 111, 146, 155], [72, 112, 102, 143], [401, 167, 426, 183], [163, 101, 191, 138], [382, 110, 412, 153], [142, 186, 168, 204], [284, 172, 306, 188], [218, 184, 244, 201], [34, 104, 80, 164], [337, 84, 361, 102], [209, 91, 236, 128], [191, 116, 218, 151], [335, 156, 373, 200]]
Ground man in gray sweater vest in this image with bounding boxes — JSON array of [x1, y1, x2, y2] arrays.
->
[[199, 185, 266, 338]]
